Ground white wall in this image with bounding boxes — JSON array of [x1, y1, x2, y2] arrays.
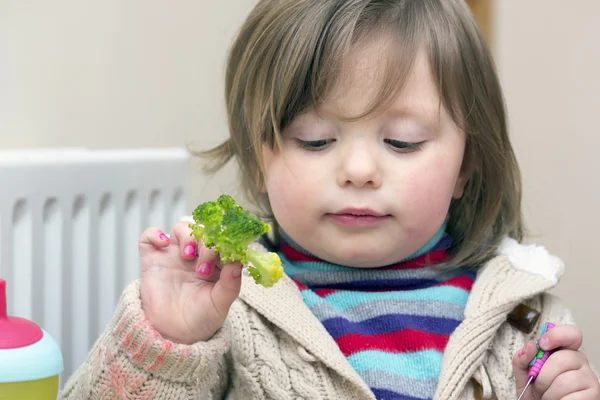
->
[[0, 1, 254, 202], [1, 0, 598, 367], [494, 1, 600, 365]]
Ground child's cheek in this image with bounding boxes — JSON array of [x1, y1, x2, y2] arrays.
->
[[400, 170, 456, 231], [264, 160, 315, 222]]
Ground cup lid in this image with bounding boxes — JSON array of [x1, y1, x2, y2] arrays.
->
[[0, 329, 64, 383], [0, 279, 64, 382], [0, 279, 43, 349]]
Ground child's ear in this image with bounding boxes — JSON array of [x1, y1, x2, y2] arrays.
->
[[253, 164, 267, 194], [258, 144, 271, 193], [453, 151, 473, 199], [259, 176, 267, 193], [452, 175, 467, 199]]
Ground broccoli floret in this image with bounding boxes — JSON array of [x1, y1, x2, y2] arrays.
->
[[189, 194, 284, 288], [246, 249, 284, 288]]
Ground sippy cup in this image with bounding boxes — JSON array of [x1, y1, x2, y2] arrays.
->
[[0, 278, 64, 399]]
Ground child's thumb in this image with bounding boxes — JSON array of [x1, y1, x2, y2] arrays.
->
[[512, 340, 538, 396], [211, 262, 243, 318]]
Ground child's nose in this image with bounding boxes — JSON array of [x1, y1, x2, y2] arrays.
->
[[337, 143, 382, 188]]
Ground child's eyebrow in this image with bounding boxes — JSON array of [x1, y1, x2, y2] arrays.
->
[[383, 103, 445, 130], [288, 100, 447, 131], [286, 111, 328, 128]]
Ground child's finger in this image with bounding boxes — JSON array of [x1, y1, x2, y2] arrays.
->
[[171, 222, 199, 260], [512, 340, 539, 395], [540, 369, 591, 399], [561, 389, 600, 400], [532, 350, 588, 394], [138, 227, 170, 249], [210, 262, 243, 319], [539, 324, 583, 352], [194, 257, 222, 282], [193, 240, 222, 282], [169, 221, 194, 245]]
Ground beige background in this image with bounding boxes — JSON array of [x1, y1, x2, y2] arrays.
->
[[1, 1, 598, 367]]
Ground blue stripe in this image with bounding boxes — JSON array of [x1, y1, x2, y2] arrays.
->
[[347, 350, 442, 379], [371, 388, 430, 400], [301, 285, 469, 309], [321, 314, 462, 339], [282, 258, 361, 275]]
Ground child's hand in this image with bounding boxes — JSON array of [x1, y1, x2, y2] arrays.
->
[[138, 222, 243, 345], [513, 324, 600, 399]]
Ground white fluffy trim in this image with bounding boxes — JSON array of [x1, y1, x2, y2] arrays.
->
[[497, 237, 565, 284]]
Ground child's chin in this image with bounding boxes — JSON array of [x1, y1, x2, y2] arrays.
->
[[325, 239, 408, 267]]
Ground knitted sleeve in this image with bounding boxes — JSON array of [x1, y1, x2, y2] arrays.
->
[[59, 280, 231, 399]]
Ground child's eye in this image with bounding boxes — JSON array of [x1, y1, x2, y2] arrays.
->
[[384, 139, 424, 152], [295, 139, 335, 151]]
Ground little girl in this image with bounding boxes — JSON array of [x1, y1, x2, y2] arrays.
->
[[62, 0, 599, 399]]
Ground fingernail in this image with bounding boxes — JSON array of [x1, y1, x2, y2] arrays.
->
[[519, 341, 534, 358], [183, 243, 197, 257], [158, 232, 168, 241], [198, 262, 212, 276], [232, 265, 243, 278], [539, 336, 549, 350]]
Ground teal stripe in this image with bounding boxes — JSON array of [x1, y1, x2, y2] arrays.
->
[[283, 259, 359, 275], [286, 261, 461, 282], [347, 350, 443, 379], [301, 285, 469, 309], [405, 222, 447, 261], [301, 290, 327, 307]]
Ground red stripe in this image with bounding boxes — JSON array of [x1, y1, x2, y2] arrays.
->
[[282, 244, 451, 270], [313, 288, 337, 298], [280, 245, 320, 262], [336, 329, 448, 357], [381, 249, 450, 270], [293, 280, 308, 291], [436, 275, 474, 291], [293, 282, 338, 298]]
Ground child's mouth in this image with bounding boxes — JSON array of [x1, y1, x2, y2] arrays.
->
[[326, 208, 391, 227]]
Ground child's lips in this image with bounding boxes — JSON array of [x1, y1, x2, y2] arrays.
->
[[326, 209, 391, 227], [333, 207, 387, 217]]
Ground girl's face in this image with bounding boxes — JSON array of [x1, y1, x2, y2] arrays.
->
[[262, 40, 467, 268]]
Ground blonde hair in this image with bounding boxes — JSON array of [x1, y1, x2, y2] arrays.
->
[[197, 0, 523, 268]]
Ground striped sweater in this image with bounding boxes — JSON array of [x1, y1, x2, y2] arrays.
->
[[278, 232, 476, 400]]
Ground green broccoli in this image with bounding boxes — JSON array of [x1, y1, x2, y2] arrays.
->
[[189, 194, 284, 288]]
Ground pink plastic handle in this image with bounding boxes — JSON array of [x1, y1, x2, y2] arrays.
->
[[528, 351, 551, 378], [0, 279, 7, 320], [528, 322, 556, 380]]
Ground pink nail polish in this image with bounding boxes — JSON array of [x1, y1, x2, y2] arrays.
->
[[198, 262, 212, 276], [159, 232, 168, 241], [518, 344, 527, 357], [183, 244, 196, 257]]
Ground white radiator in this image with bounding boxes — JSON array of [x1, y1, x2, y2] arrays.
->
[[0, 147, 190, 387]]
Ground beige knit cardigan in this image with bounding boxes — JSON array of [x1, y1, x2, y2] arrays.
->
[[60, 238, 585, 399]]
